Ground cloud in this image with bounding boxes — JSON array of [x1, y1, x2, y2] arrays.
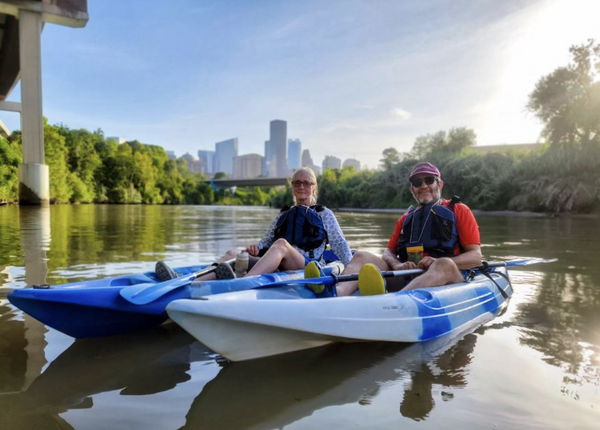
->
[[391, 107, 412, 120]]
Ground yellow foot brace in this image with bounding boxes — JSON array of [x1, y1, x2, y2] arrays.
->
[[358, 264, 387, 296], [304, 261, 324, 294]]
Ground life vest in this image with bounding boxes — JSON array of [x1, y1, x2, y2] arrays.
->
[[274, 205, 328, 258], [396, 197, 460, 261]]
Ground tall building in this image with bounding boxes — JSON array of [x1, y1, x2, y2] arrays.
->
[[181, 152, 203, 173], [234, 154, 264, 179], [301, 149, 314, 170], [288, 139, 302, 170], [322, 155, 342, 171], [107, 136, 126, 144], [270, 120, 287, 177], [215, 138, 238, 176], [263, 140, 277, 177], [343, 158, 361, 171], [198, 150, 215, 175], [165, 150, 177, 160]]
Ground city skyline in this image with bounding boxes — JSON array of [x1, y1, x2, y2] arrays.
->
[[1, 1, 599, 169], [177, 118, 360, 178]]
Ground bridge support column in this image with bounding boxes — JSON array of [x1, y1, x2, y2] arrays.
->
[[18, 10, 49, 205]]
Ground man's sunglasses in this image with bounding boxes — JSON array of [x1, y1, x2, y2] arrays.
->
[[410, 176, 438, 188]]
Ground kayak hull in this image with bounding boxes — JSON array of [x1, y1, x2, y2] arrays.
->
[[166, 268, 512, 361], [7, 264, 341, 338]]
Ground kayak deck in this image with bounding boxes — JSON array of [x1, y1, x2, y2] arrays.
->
[[166, 268, 512, 361], [7, 263, 342, 339]]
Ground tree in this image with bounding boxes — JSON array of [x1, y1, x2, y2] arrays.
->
[[528, 39, 600, 148], [44, 121, 72, 203], [410, 128, 476, 159], [379, 147, 401, 170], [0, 136, 21, 202]]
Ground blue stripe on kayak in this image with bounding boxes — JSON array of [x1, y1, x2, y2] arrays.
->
[[413, 293, 452, 341], [413, 278, 503, 341], [475, 284, 500, 314]]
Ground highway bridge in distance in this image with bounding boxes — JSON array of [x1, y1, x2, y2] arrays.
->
[[204, 177, 289, 188]]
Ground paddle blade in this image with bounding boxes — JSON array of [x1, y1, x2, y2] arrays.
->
[[120, 259, 236, 305], [119, 275, 195, 305]]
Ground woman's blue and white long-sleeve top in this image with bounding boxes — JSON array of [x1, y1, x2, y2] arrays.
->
[[257, 207, 353, 265]]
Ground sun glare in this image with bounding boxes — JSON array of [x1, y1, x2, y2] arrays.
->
[[480, 0, 600, 145]]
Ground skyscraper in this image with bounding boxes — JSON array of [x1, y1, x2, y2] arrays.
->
[[198, 150, 215, 175], [234, 154, 264, 179], [301, 149, 314, 170], [263, 140, 276, 177], [322, 155, 342, 171], [288, 138, 301, 170], [270, 120, 287, 177], [342, 158, 361, 171], [215, 138, 238, 176]]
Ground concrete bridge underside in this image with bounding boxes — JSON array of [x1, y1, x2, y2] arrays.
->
[[0, 0, 88, 205], [206, 177, 289, 188]]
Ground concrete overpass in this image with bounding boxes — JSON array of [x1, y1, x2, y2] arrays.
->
[[205, 177, 289, 189], [0, 0, 89, 204]]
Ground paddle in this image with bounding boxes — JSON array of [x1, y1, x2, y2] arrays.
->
[[120, 259, 235, 305], [260, 258, 557, 288]]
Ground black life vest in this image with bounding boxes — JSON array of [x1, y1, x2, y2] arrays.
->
[[396, 197, 460, 261], [274, 205, 328, 257]]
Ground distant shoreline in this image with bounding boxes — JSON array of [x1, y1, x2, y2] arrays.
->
[[336, 207, 600, 219]]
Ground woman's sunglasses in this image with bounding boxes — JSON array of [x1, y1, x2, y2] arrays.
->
[[292, 180, 314, 188]]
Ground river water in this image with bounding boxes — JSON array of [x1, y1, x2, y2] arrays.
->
[[0, 205, 599, 429]]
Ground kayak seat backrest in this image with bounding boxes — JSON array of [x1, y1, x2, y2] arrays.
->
[[109, 275, 155, 287]]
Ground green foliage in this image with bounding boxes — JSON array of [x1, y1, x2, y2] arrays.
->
[[0, 137, 22, 202], [44, 121, 72, 203], [380, 147, 400, 170], [528, 39, 600, 148], [409, 127, 476, 159]]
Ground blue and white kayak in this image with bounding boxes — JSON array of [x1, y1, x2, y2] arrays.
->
[[166, 267, 512, 361], [7, 263, 342, 339]]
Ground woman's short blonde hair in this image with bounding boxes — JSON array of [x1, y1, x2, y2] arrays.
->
[[291, 167, 318, 206]]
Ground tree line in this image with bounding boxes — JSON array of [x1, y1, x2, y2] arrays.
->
[[0, 120, 278, 206], [1, 40, 599, 213]]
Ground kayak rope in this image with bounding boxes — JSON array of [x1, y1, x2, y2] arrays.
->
[[469, 263, 511, 300]]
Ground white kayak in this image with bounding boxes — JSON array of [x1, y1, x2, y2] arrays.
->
[[166, 267, 512, 361]]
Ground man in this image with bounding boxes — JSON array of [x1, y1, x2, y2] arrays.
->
[[315, 161, 482, 296]]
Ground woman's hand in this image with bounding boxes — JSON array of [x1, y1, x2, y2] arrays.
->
[[246, 244, 260, 257]]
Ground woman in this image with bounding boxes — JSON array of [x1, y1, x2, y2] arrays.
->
[[155, 167, 352, 281]]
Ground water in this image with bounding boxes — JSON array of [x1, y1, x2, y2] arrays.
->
[[1, 205, 599, 429]]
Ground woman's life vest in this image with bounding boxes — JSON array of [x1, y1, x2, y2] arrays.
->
[[273, 205, 328, 258], [395, 197, 460, 261]]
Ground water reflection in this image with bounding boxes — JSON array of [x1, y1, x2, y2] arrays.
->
[[513, 270, 600, 390], [20, 205, 51, 287], [0, 324, 214, 429], [1, 206, 600, 428], [181, 323, 487, 429]]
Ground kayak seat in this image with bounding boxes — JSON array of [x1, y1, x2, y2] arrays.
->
[[108, 275, 155, 287]]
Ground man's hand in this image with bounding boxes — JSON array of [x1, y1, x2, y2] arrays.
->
[[393, 261, 418, 271], [418, 256, 435, 270], [246, 244, 260, 257]]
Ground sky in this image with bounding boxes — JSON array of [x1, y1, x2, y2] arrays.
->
[[3, 0, 600, 169]]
